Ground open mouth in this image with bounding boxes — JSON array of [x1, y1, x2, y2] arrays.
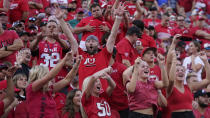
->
[[178, 73, 184, 77], [144, 70, 149, 74], [96, 86, 101, 91]]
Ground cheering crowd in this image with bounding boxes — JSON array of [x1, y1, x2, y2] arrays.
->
[[0, 0, 210, 118]]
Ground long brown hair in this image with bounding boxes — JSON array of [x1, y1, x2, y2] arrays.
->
[[63, 89, 81, 118]]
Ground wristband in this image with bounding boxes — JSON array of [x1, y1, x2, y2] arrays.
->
[[4, 46, 7, 51]]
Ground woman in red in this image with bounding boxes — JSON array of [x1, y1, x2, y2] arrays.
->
[[81, 67, 116, 118], [166, 35, 210, 118], [26, 52, 81, 118], [62, 89, 82, 118], [123, 55, 169, 118]]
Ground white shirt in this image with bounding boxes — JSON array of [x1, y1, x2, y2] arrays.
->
[[183, 56, 204, 84]]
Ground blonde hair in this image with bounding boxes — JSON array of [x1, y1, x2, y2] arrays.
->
[[28, 65, 49, 84]]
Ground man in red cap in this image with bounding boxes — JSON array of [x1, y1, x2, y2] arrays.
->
[[74, 3, 111, 50]]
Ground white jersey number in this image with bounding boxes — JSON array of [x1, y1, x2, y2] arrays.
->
[[97, 101, 111, 117], [40, 53, 60, 67]]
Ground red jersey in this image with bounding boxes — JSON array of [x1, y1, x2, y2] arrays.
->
[[0, 30, 19, 65], [55, 67, 69, 83], [9, 0, 29, 23], [109, 62, 128, 111], [26, 84, 59, 118], [149, 65, 161, 81], [193, 107, 210, 118], [0, 101, 4, 117], [125, 2, 136, 16], [54, 92, 66, 118], [143, 18, 161, 27], [78, 47, 111, 90], [38, 40, 63, 69], [116, 38, 138, 65], [76, 16, 111, 45], [138, 33, 157, 48], [82, 92, 112, 118]]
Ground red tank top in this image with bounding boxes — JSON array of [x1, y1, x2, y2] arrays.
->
[[168, 85, 193, 111], [128, 80, 158, 111]]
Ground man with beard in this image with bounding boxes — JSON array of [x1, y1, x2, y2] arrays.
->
[[193, 89, 210, 118], [74, 3, 111, 50], [57, 3, 124, 90]]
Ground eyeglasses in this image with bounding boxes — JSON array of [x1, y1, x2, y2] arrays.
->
[[29, 17, 36, 22]]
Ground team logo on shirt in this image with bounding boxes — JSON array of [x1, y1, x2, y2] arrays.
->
[[148, 75, 159, 81], [84, 58, 96, 67]]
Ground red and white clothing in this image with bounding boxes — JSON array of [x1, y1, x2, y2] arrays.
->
[[82, 92, 112, 118], [125, 2, 136, 16], [116, 38, 138, 65], [109, 62, 128, 111], [155, 24, 172, 41], [26, 84, 59, 118], [193, 107, 210, 118], [0, 101, 4, 117], [14, 101, 28, 118], [76, 16, 111, 49], [78, 47, 111, 90], [9, 0, 29, 23], [128, 80, 158, 111], [54, 92, 66, 118], [149, 65, 161, 81], [0, 30, 19, 65], [37, 40, 63, 70], [177, 0, 193, 12]]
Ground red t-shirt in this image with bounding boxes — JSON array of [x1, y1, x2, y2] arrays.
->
[[76, 16, 111, 45], [143, 18, 161, 27], [138, 33, 157, 48], [26, 84, 59, 118], [65, 11, 76, 21], [116, 38, 138, 65], [0, 30, 19, 65], [149, 65, 162, 81], [78, 47, 111, 90], [54, 92, 66, 118], [193, 107, 210, 118], [14, 101, 28, 118], [0, 101, 4, 117], [82, 92, 112, 118], [109, 62, 128, 111], [9, 0, 29, 23], [125, 2, 136, 16], [155, 24, 172, 41], [37, 40, 63, 70]]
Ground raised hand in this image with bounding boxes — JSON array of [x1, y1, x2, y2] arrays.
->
[[114, 2, 125, 17], [134, 57, 142, 72], [157, 53, 165, 65], [100, 72, 112, 80], [63, 51, 73, 62], [2, 66, 19, 78], [172, 34, 181, 44]]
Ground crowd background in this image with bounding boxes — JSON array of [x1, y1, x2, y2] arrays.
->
[[0, 0, 210, 118]]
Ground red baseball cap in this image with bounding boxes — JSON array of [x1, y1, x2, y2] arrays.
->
[[141, 47, 157, 57]]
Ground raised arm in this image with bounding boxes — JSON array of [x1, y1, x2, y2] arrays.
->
[[53, 55, 81, 92], [166, 51, 177, 97], [155, 54, 169, 89], [0, 51, 13, 58], [106, 3, 124, 53], [124, 57, 141, 93], [188, 51, 210, 91], [56, 10, 79, 55], [31, 52, 71, 92]]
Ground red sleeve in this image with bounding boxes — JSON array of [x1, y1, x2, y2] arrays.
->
[[0, 101, 4, 116], [11, 31, 19, 40], [76, 18, 88, 27], [190, 27, 199, 36], [81, 92, 93, 107], [102, 47, 112, 63], [20, 0, 29, 12]]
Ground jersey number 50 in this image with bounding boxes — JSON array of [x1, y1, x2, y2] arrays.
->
[[40, 53, 60, 67], [97, 101, 111, 117]]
